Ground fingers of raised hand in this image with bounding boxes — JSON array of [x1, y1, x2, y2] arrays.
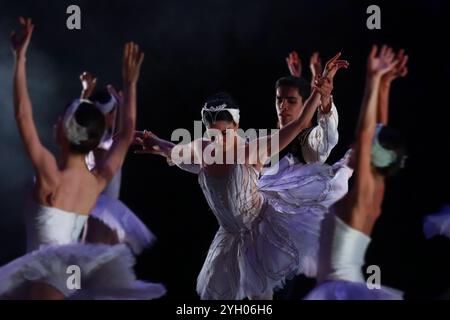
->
[[326, 52, 342, 67]]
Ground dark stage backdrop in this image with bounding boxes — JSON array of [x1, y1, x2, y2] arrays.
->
[[1, 0, 449, 299]]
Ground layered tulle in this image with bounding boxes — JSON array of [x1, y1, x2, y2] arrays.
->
[[89, 195, 156, 255], [304, 280, 403, 300], [196, 155, 353, 300], [0, 243, 166, 300]]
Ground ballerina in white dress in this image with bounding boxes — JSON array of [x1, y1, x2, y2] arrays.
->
[[134, 53, 349, 300], [305, 45, 408, 300], [0, 18, 165, 300]]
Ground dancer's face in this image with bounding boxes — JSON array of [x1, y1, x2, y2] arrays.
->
[[276, 86, 304, 127], [207, 121, 238, 149]]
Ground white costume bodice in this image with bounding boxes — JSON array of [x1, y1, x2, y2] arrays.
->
[[25, 203, 88, 252]]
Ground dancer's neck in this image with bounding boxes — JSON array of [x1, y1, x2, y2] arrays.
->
[[58, 150, 87, 171]]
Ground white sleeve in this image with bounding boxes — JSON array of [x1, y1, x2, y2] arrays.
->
[[301, 100, 339, 164], [166, 157, 201, 174], [166, 139, 203, 175]]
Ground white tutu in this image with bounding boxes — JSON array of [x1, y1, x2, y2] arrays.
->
[[304, 280, 403, 300], [89, 195, 156, 255], [0, 243, 166, 300], [258, 155, 353, 279], [259, 153, 353, 213], [305, 215, 404, 300], [196, 154, 353, 300], [3, 201, 165, 300], [423, 205, 450, 239]]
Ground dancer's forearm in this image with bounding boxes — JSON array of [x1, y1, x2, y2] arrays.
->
[[377, 81, 390, 125]]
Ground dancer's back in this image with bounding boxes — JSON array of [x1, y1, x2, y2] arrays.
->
[[34, 163, 102, 216]]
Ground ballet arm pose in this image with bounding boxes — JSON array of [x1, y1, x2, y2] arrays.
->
[[300, 53, 347, 164], [135, 73, 337, 170], [11, 17, 60, 188], [93, 42, 144, 190], [134, 54, 348, 169], [286, 50, 323, 88], [134, 130, 204, 173], [378, 49, 408, 125], [338, 45, 399, 235], [257, 53, 348, 166], [305, 47, 408, 298]]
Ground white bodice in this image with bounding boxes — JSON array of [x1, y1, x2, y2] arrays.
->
[[198, 165, 264, 233], [25, 203, 88, 251]]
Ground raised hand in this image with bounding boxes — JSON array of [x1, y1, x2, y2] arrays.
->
[[382, 49, 408, 83], [322, 52, 350, 80], [367, 45, 399, 77], [313, 75, 334, 111], [11, 17, 34, 59], [123, 42, 145, 85], [316, 53, 349, 112], [310, 52, 323, 80], [80, 71, 97, 99], [134, 131, 169, 156], [286, 51, 302, 77]]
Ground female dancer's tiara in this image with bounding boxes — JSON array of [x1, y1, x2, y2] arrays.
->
[[201, 103, 240, 125]]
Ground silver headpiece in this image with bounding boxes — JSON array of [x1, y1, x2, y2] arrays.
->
[[201, 103, 240, 126]]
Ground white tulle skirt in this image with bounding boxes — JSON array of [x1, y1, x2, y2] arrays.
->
[[304, 280, 403, 300], [0, 243, 166, 300], [88, 195, 156, 255], [197, 156, 353, 300]]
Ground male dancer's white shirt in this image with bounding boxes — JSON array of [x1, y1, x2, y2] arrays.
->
[[301, 102, 339, 164]]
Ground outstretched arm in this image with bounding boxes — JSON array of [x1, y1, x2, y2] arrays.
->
[[337, 45, 399, 235], [94, 43, 144, 189], [134, 130, 202, 170], [378, 49, 408, 125], [11, 17, 59, 185], [354, 45, 399, 191], [255, 53, 348, 165]]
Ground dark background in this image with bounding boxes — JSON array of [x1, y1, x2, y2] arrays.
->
[[1, 0, 449, 300]]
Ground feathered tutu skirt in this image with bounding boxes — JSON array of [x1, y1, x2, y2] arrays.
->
[[197, 155, 353, 300], [0, 243, 166, 300], [88, 195, 155, 255]]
